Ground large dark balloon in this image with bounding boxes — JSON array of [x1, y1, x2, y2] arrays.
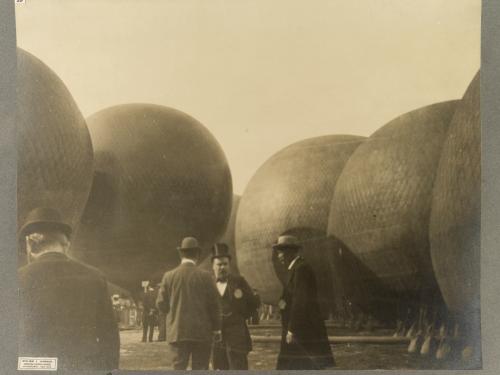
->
[[236, 135, 365, 311], [328, 101, 458, 316], [17, 48, 93, 241], [429, 72, 480, 316], [71, 104, 232, 292]]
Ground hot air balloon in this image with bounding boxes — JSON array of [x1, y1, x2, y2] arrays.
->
[[17, 48, 93, 264], [71, 104, 232, 293], [235, 135, 365, 317], [328, 101, 458, 321], [429, 72, 481, 366]]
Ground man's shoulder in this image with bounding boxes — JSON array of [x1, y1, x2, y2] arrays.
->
[[18, 255, 107, 286], [229, 274, 247, 285], [163, 264, 198, 279], [194, 267, 213, 279], [67, 256, 107, 280], [294, 258, 314, 276], [161, 266, 178, 281]]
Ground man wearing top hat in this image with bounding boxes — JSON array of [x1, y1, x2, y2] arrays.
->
[[210, 243, 260, 370], [156, 237, 222, 370], [17, 207, 120, 371], [273, 235, 335, 370]]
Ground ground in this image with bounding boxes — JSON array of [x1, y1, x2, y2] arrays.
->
[[118, 327, 473, 370]]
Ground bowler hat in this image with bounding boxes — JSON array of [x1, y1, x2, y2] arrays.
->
[[272, 235, 302, 250], [177, 236, 201, 251], [19, 207, 72, 239], [211, 243, 231, 260]]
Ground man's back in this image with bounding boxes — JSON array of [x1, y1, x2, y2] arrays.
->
[[18, 252, 120, 371], [157, 262, 221, 343]]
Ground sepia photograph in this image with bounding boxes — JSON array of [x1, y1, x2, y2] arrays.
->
[[13, 0, 481, 371]]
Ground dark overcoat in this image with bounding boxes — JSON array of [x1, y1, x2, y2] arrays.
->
[[276, 257, 335, 370], [156, 262, 221, 343], [216, 274, 259, 352], [18, 252, 120, 371]]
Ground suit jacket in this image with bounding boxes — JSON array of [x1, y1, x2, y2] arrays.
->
[[216, 274, 259, 352], [18, 252, 120, 371], [277, 257, 334, 370], [156, 262, 221, 343]]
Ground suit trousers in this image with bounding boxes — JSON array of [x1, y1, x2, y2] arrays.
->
[[142, 315, 156, 342], [212, 344, 249, 370], [168, 341, 212, 370]]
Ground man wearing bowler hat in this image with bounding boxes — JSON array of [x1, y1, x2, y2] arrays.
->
[[210, 243, 259, 370], [17, 207, 120, 371], [156, 237, 221, 370], [273, 235, 335, 370]]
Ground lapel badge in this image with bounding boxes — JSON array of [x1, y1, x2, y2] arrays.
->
[[278, 299, 287, 310], [234, 288, 243, 299]]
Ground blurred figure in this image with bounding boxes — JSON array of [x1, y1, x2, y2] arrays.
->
[[210, 243, 260, 370], [273, 235, 335, 370], [141, 284, 158, 342], [18, 208, 120, 371], [248, 289, 261, 325], [112, 294, 121, 324], [156, 237, 221, 370]]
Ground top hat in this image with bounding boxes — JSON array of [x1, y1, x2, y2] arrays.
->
[[272, 235, 302, 250], [211, 243, 231, 260], [177, 237, 201, 251], [19, 207, 72, 239]]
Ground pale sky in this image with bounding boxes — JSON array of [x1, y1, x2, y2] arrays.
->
[[15, 0, 480, 193]]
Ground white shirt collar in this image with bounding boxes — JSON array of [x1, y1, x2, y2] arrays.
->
[[181, 258, 196, 265], [288, 256, 301, 270], [216, 281, 228, 296]]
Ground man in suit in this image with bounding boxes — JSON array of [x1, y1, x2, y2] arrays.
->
[[141, 284, 158, 342], [273, 235, 335, 370], [156, 237, 221, 370], [18, 207, 120, 371], [211, 243, 260, 370]]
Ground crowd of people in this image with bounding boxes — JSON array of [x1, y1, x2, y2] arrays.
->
[[18, 207, 335, 370]]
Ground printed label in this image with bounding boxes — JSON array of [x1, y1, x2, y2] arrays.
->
[[18, 357, 57, 371]]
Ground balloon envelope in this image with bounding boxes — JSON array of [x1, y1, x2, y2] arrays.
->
[[328, 101, 458, 316], [17, 48, 93, 251], [71, 104, 232, 292], [236, 135, 365, 312]]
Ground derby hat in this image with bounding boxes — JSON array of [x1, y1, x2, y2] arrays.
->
[[272, 235, 302, 250], [19, 207, 72, 239], [211, 243, 231, 260], [177, 236, 201, 251]]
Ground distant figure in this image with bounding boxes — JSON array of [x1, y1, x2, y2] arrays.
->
[[156, 237, 221, 370], [141, 285, 158, 342], [273, 235, 335, 370], [112, 294, 121, 324], [210, 243, 260, 370], [249, 289, 261, 325], [18, 208, 120, 371]]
